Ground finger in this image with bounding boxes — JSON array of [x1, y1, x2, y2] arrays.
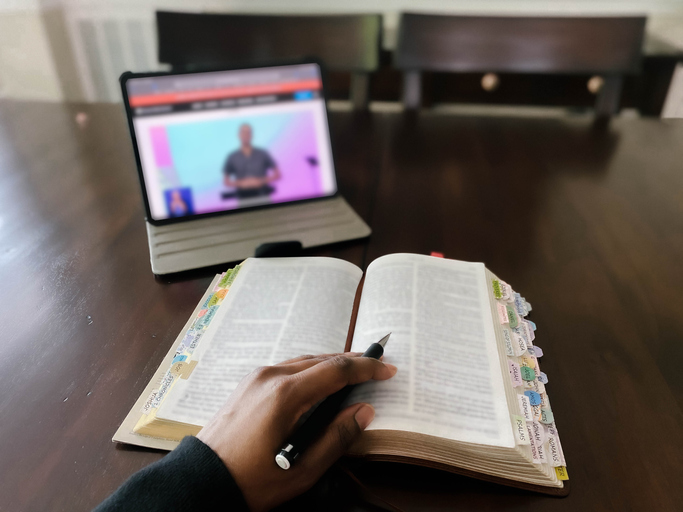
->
[[275, 353, 364, 375], [275, 354, 331, 366], [275, 353, 359, 366], [296, 403, 375, 481], [292, 355, 397, 407]]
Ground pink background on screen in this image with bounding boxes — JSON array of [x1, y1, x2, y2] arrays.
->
[[150, 126, 173, 167]]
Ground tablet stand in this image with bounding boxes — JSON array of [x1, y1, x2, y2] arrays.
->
[[255, 241, 303, 258]]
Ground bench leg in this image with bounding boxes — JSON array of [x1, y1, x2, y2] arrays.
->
[[402, 71, 422, 110], [350, 73, 370, 111], [595, 75, 623, 118]]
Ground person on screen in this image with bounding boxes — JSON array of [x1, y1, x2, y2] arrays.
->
[[168, 190, 188, 217], [223, 123, 281, 200]]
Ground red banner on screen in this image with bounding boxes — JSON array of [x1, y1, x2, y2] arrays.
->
[[129, 79, 322, 107]]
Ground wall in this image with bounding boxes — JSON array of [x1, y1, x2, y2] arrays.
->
[[0, 1, 64, 100], [1, 0, 682, 102]]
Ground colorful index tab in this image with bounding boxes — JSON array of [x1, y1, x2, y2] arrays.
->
[[492, 279, 503, 299], [497, 303, 509, 324], [213, 272, 226, 291], [520, 366, 536, 381], [513, 293, 528, 317], [512, 330, 527, 356], [555, 466, 569, 480], [140, 389, 160, 415], [169, 361, 186, 376], [530, 421, 546, 445], [531, 356, 541, 378], [534, 380, 546, 395], [540, 408, 555, 424], [530, 345, 544, 358], [547, 435, 564, 467], [195, 305, 219, 329], [524, 390, 542, 406], [508, 360, 523, 387], [500, 280, 513, 301], [527, 424, 541, 463], [502, 328, 515, 356], [520, 355, 540, 378], [536, 439, 548, 463], [505, 305, 518, 328], [225, 265, 241, 287], [539, 371, 549, 384], [531, 403, 542, 421], [207, 288, 228, 307], [518, 394, 534, 421], [512, 415, 530, 445], [521, 321, 535, 344], [521, 356, 535, 369], [547, 423, 567, 466], [218, 270, 232, 288]]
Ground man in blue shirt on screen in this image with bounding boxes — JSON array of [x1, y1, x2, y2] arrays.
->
[[223, 123, 281, 201]]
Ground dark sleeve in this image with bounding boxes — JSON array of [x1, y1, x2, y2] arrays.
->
[[93, 436, 249, 512], [223, 155, 235, 178]]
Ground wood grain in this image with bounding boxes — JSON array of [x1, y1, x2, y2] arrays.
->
[[0, 101, 379, 511], [359, 112, 683, 511], [1, 101, 682, 511], [395, 14, 646, 73], [157, 11, 382, 72]]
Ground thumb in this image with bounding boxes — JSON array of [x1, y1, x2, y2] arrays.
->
[[297, 403, 375, 477]]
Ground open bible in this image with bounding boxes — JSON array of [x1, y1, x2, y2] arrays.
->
[[114, 254, 568, 495]]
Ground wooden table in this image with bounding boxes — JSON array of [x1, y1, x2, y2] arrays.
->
[[1, 101, 682, 511]]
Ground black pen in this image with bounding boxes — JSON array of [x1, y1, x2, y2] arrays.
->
[[275, 333, 391, 470]]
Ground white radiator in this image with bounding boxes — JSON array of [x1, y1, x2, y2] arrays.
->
[[64, 8, 162, 102]]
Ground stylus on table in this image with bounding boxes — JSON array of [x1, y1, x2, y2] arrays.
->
[[275, 333, 391, 470]]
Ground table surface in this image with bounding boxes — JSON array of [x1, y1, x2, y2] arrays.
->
[[1, 101, 682, 511]]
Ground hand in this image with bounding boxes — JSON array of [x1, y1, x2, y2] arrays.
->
[[197, 353, 397, 511]]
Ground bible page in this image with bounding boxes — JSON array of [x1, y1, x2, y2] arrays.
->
[[158, 257, 363, 426], [350, 253, 514, 447]]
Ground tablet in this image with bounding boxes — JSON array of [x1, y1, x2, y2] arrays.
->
[[121, 62, 338, 225]]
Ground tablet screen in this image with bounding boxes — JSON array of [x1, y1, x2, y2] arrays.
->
[[124, 63, 337, 222]]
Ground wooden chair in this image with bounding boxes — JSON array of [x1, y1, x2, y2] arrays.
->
[[395, 13, 646, 117], [156, 11, 382, 110]]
